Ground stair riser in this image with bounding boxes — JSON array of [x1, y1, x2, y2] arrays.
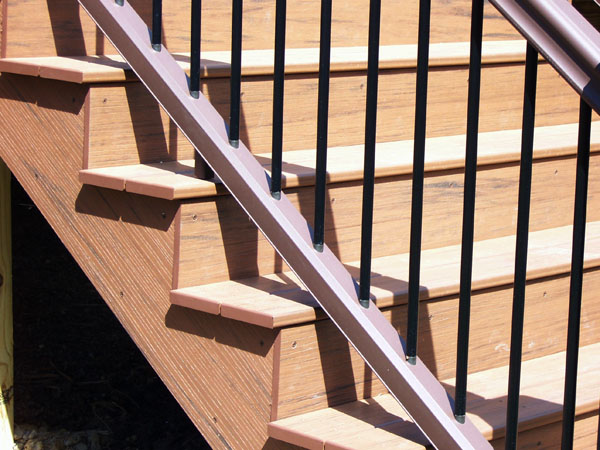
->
[[85, 62, 585, 168], [174, 153, 600, 288], [272, 269, 600, 420], [3, 0, 519, 58], [490, 410, 599, 449]]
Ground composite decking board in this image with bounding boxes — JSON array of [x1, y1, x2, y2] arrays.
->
[[84, 61, 588, 162], [171, 221, 600, 328], [173, 154, 600, 287], [0, 41, 529, 83], [3, 0, 521, 58], [274, 271, 600, 418], [269, 343, 600, 449], [80, 122, 600, 200]]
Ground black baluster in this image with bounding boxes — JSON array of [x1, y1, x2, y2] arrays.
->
[[230, 0, 243, 147], [190, 0, 201, 99], [504, 42, 538, 450], [561, 97, 592, 449], [313, 0, 332, 251], [406, 0, 431, 364], [454, 0, 484, 423], [152, 0, 162, 51], [271, 0, 287, 200], [358, 0, 382, 308]]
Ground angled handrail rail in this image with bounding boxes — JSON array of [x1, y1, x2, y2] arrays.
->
[[77, 0, 490, 448], [490, 0, 600, 114]]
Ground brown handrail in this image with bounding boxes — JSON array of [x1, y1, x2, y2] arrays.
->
[[489, 0, 600, 113]]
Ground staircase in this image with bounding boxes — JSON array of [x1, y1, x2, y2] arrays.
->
[[0, 0, 599, 448]]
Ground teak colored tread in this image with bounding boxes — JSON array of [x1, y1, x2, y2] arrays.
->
[[171, 221, 600, 328], [2, 0, 521, 58], [268, 343, 600, 449], [80, 122, 600, 200], [0, 41, 528, 83]]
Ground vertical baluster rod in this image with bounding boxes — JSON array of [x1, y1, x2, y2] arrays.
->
[[229, 0, 243, 148], [358, 0, 382, 307], [454, 0, 484, 423], [561, 97, 592, 448], [271, 0, 287, 200], [190, 0, 201, 98], [152, 0, 162, 51], [190, 0, 214, 180], [504, 42, 538, 450], [313, 0, 333, 251], [406, 0, 431, 363]]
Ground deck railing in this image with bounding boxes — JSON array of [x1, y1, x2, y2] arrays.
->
[[78, 0, 600, 447]]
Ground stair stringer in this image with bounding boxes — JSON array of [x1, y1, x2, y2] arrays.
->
[[0, 73, 284, 449], [77, 0, 491, 448]]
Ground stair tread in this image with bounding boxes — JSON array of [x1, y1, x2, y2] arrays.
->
[[171, 222, 600, 328], [0, 40, 528, 83], [268, 342, 600, 449], [80, 122, 600, 200]]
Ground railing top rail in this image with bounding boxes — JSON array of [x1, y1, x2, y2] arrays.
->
[[490, 0, 600, 114]]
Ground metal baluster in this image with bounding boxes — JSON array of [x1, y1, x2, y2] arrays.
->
[[271, 0, 287, 200], [190, 0, 214, 180], [406, 0, 431, 364], [454, 0, 484, 423], [230, 0, 243, 147], [358, 0, 382, 308], [504, 42, 538, 450], [190, 0, 201, 99], [313, 0, 332, 251], [152, 0, 162, 51], [561, 97, 592, 449]]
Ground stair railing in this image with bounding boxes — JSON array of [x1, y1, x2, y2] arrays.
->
[[77, 0, 600, 448], [488, 1, 600, 448], [78, 0, 490, 448]]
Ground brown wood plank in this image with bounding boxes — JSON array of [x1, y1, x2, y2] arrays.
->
[[270, 343, 600, 448], [80, 122, 600, 200], [3, 0, 520, 58], [84, 62, 591, 167], [0, 73, 278, 449], [170, 222, 600, 328], [491, 410, 599, 449], [274, 270, 600, 419], [0, 41, 530, 83], [174, 153, 600, 287], [0, 159, 14, 447]]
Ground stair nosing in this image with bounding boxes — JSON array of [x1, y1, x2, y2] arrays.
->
[[267, 342, 600, 448], [80, 122, 600, 201], [170, 222, 600, 329], [0, 40, 529, 83]]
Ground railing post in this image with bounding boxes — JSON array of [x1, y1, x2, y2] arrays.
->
[[0, 159, 14, 450]]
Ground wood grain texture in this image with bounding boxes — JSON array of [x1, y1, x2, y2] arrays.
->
[[170, 222, 600, 328], [80, 122, 600, 200], [2, 0, 520, 57], [0, 73, 279, 449], [270, 343, 600, 448], [274, 269, 600, 419], [0, 41, 531, 83], [85, 62, 591, 166], [490, 411, 599, 449], [174, 154, 600, 288], [0, 159, 14, 448]]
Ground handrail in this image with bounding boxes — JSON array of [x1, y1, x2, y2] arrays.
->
[[77, 0, 490, 448], [489, 0, 600, 113]]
